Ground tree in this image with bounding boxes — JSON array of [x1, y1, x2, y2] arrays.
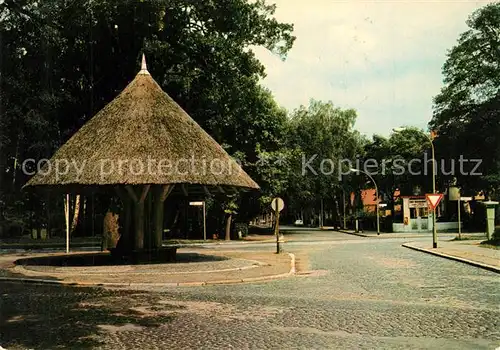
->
[[430, 3, 500, 198], [362, 128, 434, 219], [0, 0, 295, 236], [284, 100, 363, 225], [223, 198, 238, 241]]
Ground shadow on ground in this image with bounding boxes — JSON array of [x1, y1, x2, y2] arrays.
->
[[0, 282, 175, 349], [14, 252, 228, 267]]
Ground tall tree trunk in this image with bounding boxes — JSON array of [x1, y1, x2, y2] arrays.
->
[[334, 196, 342, 228], [225, 214, 232, 241], [64, 194, 70, 241], [45, 192, 51, 239], [70, 195, 81, 235], [12, 135, 20, 187]]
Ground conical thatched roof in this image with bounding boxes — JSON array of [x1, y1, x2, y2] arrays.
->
[[25, 55, 259, 190]]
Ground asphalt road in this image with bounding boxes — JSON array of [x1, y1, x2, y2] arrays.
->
[[1, 230, 498, 349]]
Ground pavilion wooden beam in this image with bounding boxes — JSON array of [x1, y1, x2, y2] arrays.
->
[[231, 186, 240, 195], [114, 187, 127, 202], [125, 185, 139, 203], [203, 186, 211, 196], [153, 184, 174, 249], [139, 185, 150, 203], [217, 186, 226, 194], [181, 184, 188, 197], [160, 184, 174, 201]]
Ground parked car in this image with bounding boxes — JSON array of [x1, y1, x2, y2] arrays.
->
[[294, 219, 304, 226]]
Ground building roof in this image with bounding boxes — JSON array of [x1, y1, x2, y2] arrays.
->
[[24, 55, 259, 190]]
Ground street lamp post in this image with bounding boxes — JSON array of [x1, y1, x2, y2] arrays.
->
[[350, 168, 380, 235], [393, 127, 438, 248]]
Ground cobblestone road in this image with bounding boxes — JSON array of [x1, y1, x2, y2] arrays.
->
[[1, 232, 498, 349]]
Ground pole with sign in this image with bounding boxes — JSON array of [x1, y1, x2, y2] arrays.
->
[[271, 197, 284, 254], [65, 194, 70, 254], [203, 201, 206, 241], [426, 193, 444, 248]]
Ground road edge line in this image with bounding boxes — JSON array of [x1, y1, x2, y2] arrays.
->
[[402, 243, 499, 274]]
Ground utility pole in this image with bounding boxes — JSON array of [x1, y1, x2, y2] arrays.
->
[[350, 168, 380, 235], [275, 201, 280, 254], [343, 189, 347, 229], [320, 198, 324, 228]]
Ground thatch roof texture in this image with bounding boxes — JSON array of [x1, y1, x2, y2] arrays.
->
[[25, 56, 259, 190]]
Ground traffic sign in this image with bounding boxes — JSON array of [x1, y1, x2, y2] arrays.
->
[[271, 197, 284, 212], [426, 193, 444, 211]]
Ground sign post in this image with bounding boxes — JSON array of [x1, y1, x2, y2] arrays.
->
[[271, 197, 284, 254], [203, 201, 206, 241], [65, 194, 70, 254], [426, 193, 444, 248]]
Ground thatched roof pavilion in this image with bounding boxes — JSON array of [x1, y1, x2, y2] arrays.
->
[[24, 55, 259, 253]]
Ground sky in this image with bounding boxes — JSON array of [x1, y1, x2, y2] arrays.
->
[[253, 0, 494, 138]]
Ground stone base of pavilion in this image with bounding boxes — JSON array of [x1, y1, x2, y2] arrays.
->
[[0, 249, 295, 286], [109, 247, 179, 264]]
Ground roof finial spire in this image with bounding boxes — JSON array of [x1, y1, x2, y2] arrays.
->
[[138, 53, 150, 75]]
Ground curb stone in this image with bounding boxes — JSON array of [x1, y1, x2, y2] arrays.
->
[[402, 243, 499, 274], [338, 230, 369, 237], [0, 253, 297, 287]]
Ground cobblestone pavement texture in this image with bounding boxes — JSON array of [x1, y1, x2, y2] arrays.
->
[[1, 231, 499, 349]]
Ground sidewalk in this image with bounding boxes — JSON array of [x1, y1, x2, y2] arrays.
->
[[0, 248, 295, 286], [403, 240, 499, 273], [339, 229, 486, 239]]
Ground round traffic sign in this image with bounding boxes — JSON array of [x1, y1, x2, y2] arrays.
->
[[271, 197, 284, 212]]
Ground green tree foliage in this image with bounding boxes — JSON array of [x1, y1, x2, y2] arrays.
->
[[362, 127, 434, 217], [0, 0, 295, 235], [265, 100, 364, 223], [430, 3, 500, 198]]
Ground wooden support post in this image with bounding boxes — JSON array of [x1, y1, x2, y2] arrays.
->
[[134, 200, 145, 250], [125, 185, 150, 250], [153, 184, 174, 248], [145, 190, 153, 251], [114, 187, 132, 253], [125, 185, 139, 202], [181, 184, 188, 197], [123, 198, 131, 246], [203, 186, 211, 196]]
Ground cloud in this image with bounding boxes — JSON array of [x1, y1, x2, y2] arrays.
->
[[254, 0, 493, 137]]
